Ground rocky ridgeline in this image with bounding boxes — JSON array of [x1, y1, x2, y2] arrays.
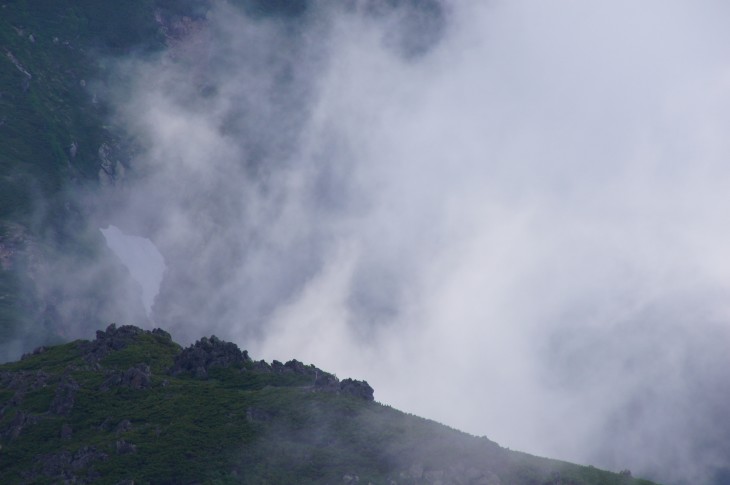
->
[[168, 334, 252, 378], [73, 324, 374, 401], [170, 331, 375, 401], [7, 324, 374, 421], [75, 324, 172, 365], [1, 324, 375, 483], [2, 324, 375, 441]]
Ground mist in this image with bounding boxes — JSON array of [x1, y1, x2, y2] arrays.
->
[[88, 1, 730, 483]]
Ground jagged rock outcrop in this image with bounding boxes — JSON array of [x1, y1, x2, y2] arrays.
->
[[165, 332, 376, 400], [78, 324, 171, 364], [101, 364, 152, 391], [339, 378, 375, 401], [168, 335, 252, 378], [78, 324, 143, 364], [312, 370, 374, 401], [49, 376, 80, 416]]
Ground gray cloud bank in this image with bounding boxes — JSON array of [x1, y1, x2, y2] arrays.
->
[[96, 1, 730, 483]]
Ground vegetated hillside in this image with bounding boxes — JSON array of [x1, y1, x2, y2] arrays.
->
[[0, 324, 656, 484]]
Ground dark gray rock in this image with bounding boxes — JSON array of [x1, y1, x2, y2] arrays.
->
[[339, 379, 374, 401], [124, 364, 151, 389], [284, 359, 307, 373], [314, 371, 339, 390], [252, 360, 271, 372], [271, 360, 284, 373], [101, 364, 152, 391], [78, 324, 143, 364], [151, 328, 172, 340], [78, 325, 173, 365], [272, 358, 328, 382], [169, 335, 251, 378], [49, 376, 80, 415]]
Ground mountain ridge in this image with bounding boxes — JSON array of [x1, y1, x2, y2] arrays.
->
[[0, 324, 656, 484]]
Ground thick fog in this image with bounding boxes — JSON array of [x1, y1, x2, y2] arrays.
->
[[96, 1, 730, 483]]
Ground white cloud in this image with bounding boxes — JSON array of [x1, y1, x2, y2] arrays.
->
[[101, 1, 730, 482]]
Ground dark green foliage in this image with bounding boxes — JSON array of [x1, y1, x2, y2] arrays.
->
[[0, 327, 658, 484]]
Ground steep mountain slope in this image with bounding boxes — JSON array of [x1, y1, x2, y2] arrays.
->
[[0, 325, 655, 484], [0, 0, 172, 357]]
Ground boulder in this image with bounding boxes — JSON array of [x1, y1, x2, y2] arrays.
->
[[168, 335, 251, 378], [101, 364, 151, 391], [78, 324, 143, 364], [78, 324, 172, 365], [123, 364, 151, 389], [339, 379, 374, 401], [49, 376, 80, 415]]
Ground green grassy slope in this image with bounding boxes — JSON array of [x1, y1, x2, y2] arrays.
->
[[0, 325, 657, 484]]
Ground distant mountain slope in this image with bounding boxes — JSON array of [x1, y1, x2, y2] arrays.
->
[[0, 324, 656, 484], [0, 0, 173, 358], [0, 0, 338, 364]]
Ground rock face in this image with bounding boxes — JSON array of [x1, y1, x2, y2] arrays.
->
[[168, 335, 252, 378], [101, 364, 152, 391], [49, 376, 80, 416], [78, 324, 172, 364], [78, 324, 143, 364], [339, 378, 375, 401], [165, 332, 376, 401], [310, 369, 374, 402]]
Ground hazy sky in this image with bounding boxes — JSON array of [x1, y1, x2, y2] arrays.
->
[[97, 1, 730, 483]]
